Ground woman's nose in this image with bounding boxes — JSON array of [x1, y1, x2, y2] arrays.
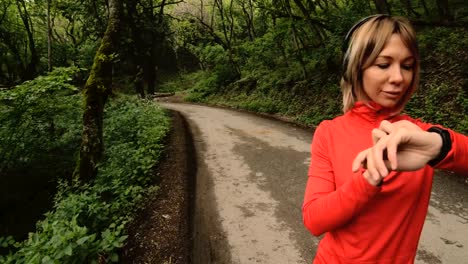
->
[[389, 65, 404, 84]]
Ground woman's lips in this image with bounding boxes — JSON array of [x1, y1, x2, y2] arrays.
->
[[382, 91, 401, 98]]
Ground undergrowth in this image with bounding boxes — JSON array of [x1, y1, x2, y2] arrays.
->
[[0, 68, 171, 263]]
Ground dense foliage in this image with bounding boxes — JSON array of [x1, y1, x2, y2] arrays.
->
[[0, 68, 170, 262], [161, 0, 467, 133], [0, 0, 466, 260], [0, 67, 82, 175], [0, 67, 83, 252], [0, 0, 179, 96]]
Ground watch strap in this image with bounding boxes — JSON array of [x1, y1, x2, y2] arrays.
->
[[427, 126, 452, 167]]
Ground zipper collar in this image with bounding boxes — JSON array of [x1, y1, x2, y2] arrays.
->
[[347, 101, 399, 127]]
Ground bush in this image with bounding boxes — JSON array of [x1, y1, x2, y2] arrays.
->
[[406, 82, 468, 133], [0, 66, 83, 175], [0, 90, 170, 262]]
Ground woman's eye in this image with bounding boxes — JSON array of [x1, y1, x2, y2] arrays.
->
[[376, 64, 389, 69], [402, 64, 414, 70]]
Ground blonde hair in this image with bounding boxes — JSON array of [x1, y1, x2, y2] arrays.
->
[[341, 15, 420, 113]]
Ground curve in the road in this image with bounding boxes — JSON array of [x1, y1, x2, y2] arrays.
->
[[160, 102, 468, 264]]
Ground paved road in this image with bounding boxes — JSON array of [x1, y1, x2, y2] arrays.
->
[[159, 102, 468, 264]]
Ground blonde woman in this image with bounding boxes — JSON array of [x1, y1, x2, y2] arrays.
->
[[302, 15, 468, 263]]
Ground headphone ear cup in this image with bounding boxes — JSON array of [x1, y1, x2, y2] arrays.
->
[[342, 50, 350, 82], [341, 14, 389, 81]]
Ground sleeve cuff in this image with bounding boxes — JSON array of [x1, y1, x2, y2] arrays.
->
[[341, 170, 381, 204]]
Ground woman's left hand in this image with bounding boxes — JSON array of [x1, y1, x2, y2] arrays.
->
[[352, 120, 443, 174]]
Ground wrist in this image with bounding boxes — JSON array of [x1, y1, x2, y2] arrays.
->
[[427, 126, 452, 167], [427, 132, 443, 160]]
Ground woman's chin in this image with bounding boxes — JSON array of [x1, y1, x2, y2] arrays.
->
[[374, 99, 400, 109]]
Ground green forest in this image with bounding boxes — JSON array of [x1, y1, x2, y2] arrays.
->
[[0, 0, 467, 262]]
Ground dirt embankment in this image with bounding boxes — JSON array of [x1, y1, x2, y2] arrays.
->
[[120, 111, 196, 263]]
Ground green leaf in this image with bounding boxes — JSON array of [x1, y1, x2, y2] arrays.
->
[[76, 236, 89, 245], [41, 256, 54, 264], [110, 253, 119, 262], [64, 244, 73, 256]]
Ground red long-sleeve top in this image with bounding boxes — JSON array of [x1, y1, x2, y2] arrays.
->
[[302, 102, 468, 264]]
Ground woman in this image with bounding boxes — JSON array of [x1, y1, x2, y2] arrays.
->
[[302, 15, 468, 263]]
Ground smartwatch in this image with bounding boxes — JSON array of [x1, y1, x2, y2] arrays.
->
[[427, 126, 452, 167]]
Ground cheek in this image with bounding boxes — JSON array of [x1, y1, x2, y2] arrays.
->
[[403, 72, 414, 87], [362, 70, 381, 91]]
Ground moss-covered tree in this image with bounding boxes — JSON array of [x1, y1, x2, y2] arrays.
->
[[75, 0, 123, 182]]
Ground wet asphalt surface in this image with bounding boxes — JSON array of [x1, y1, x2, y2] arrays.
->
[[160, 102, 468, 264]]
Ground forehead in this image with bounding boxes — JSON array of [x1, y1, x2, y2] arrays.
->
[[378, 34, 413, 58]]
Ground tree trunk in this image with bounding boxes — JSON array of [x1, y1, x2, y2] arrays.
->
[[124, 0, 146, 97], [145, 59, 156, 95], [2, 32, 26, 82], [145, 0, 158, 95], [420, 0, 430, 18], [47, 0, 52, 72], [16, 0, 38, 80], [292, 0, 325, 45], [400, 0, 420, 17], [247, 0, 256, 39], [74, 0, 122, 182], [213, 0, 240, 76], [436, 0, 453, 24], [373, 0, 391, 15], [240, 0, 254, 41], [134, 67, 145, 98]]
